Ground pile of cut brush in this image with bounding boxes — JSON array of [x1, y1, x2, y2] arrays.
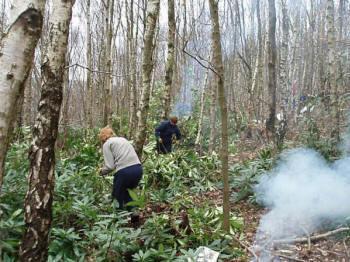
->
[[251, 227, 350, 261]]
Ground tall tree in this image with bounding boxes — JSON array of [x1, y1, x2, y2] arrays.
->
[[0, 0, 46, 192], [134, 0, 160, 157], [266, 0, 277, 142], [208, 81, 217, 153], [127, 0, 138, 139], [277, 0, 289, 146], [19, 0, 75, 260], [337, 0, 345, 128], [86, 0, 93, 128], [195, 64, 210, 154], [103, 0, 115, 126], [208, 0, 230, 232], [326, 0, 339, 139], [250, 0, 263, 120], [161, 0, 176, 120]]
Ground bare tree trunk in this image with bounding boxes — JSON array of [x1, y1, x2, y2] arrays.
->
[[161, 0, 176, 120], [134, 0, 160, 158], [208, 0, 230, 232], [127, 0, 138, 139], [0, 0, 45, 193], [103, 0, 115, 126], [208, 80, 217, 153], [256, 0, 263, 120], [195, 65, 210, 154], [86, 0, 93, 128], [250, 0, 263, 121], [130, 0, 140, 136], [266, 0, 277, 143], [19, 0, 75, 260], [24, 68, 33, 126], [337, 0, 344, 132], [326, 0, 338, 139], [307, 0, 316, 96], [61, 63, 71, 129], [17, 67, 34, 129], [276, 0, 289, 146]]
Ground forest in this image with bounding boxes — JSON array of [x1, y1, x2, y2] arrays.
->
[[0, 0, 349, 261]]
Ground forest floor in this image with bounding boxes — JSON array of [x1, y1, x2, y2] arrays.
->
[[232, 199, 350, 262], [197, 187, 350, 261]]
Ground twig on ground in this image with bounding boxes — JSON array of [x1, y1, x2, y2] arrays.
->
[[232, 235, 258, 260], [316, 247, 328, 256], [273, 253, 305, 262], [274, 227, 350, 245], [277, 249, 295, 255], [317, 247, 344, 257]]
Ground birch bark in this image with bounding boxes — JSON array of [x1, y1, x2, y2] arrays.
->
[[103, 0, 115, 126], [19, 1, 75, 260], [266, 0, 277, 142], [276, 0, 289, 146], [0, 0, 46, 192], [326, 0, 339, 139], [161, 0, 176, 120], [134, 0, 160, 157]]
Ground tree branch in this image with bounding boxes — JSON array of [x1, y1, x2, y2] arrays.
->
[[65, 63, 134, 78], [237, 51, 252, 74], [182, 40, 219, 77]]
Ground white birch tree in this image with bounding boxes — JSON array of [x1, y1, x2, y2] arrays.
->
[[134, 0, 160, 157], [19, 0, 75, 260], [0, 0, 46, 192]]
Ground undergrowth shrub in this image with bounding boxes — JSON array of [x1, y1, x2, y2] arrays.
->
[[230, 147, 274, 204], [1, 128, 246, 261], [300, 118, 341, 161]]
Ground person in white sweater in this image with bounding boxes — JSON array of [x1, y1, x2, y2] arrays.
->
[[99, 127, 142, 210]]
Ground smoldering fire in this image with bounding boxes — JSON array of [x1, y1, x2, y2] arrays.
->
[[253, 147, 350, 253]]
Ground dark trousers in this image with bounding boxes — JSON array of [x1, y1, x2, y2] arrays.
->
[[157, 141, 172, 154], [112, 164, 143, 210]]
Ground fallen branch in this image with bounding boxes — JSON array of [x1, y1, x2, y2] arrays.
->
[[317, 247, 343, 257], [232, 236, 258, 260], [274, 227, 350, 245], [274, 253, 305, 262]]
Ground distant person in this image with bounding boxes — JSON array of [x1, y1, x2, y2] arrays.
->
[[99, 127, 142, 210], [155, 116, 181, 154]]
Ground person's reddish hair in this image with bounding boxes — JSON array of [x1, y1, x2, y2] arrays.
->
[[99, 127, 115, 143]]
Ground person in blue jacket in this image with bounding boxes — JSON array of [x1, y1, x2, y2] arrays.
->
[[155, 116, 181, 153]]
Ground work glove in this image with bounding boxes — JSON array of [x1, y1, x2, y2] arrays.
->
[[99, 168, 107, 177]]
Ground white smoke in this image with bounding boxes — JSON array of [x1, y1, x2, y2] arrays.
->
[[254, 148, 350, 245]]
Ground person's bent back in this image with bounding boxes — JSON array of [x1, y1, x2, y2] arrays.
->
[[155, 116, 181, 154], [99, 127, 142, 210]]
